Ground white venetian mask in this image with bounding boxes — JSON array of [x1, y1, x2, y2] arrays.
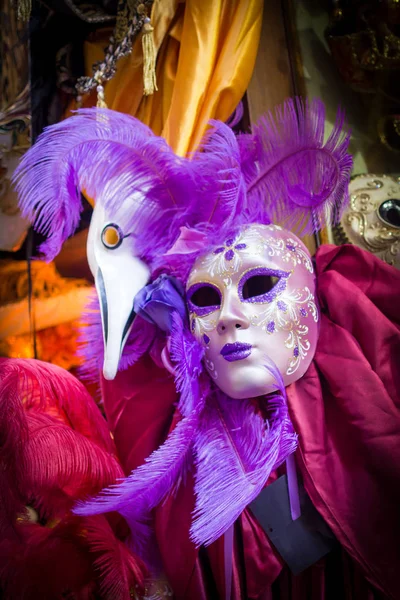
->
[[186, 224, 319, 399]]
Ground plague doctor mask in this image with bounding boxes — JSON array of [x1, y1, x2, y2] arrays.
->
[[14, 108, 198, 380]]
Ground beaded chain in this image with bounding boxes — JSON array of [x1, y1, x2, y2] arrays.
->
[[75, 0, 155, 107]]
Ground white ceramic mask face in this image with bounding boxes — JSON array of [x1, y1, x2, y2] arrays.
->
[[186, 224, 319, 399]]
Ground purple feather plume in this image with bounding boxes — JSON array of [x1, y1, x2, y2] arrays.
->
[[74, 411, 198, 522], [74, 409, 199, 565], [157, 97, 352, 279], [190, 119, 248, 233], [74, 351, 297, 554], [14, 99, 351, 271], [243, 97, 353, 233], [191, 378, 297, 547], [13, 108, 197, 262], [169, 313, 208, 417], [225, 101, 244, 129]]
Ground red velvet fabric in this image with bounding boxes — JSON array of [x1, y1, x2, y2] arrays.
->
[[102, 245, 400, 599], [101, 354, 177, 473]]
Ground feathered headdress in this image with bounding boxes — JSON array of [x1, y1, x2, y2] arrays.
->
[[13, 98, 352, 267], [13, 108, 196, 264], [13, 100, 351, 381], [149, 97, 352, 277]]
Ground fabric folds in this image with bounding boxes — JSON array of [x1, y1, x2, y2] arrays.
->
[[79, 0, 263, 155]]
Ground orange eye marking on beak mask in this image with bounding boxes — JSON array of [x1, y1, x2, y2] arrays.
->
[[101, 223, 123, 249]]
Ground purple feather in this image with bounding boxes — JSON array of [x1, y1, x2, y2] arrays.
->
[[151, 121, 253, 277], [225, 101, 244, 129], [190, 380, 297, 547], [74, 411, 198, 520], [76, 292, 103, 386], [13, 108, 196, 262], [74, 349, 296, 554], [236, 131, 261, 186], [74, 409, 198, 565], [164, 97, 352, 253], [169, 312, 208, 417], [156, 97, 352, 284], [244, 97, 353, 233], [188, 119, 248, 232], [13, 99, 352, 267]]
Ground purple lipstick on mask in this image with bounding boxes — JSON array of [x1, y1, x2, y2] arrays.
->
[[221, 342, 252, 362]]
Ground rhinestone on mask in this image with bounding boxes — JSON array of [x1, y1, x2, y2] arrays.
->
[[213, 238, 248, 262], [266, 321, 275, 334]]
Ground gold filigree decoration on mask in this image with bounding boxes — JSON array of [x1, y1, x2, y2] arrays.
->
[[249, 286, 318, 376]]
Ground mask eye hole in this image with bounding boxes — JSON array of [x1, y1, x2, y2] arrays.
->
[[101, 223, 123, 249], [190, 285, 221, 308], [242, 275, 280, 300]]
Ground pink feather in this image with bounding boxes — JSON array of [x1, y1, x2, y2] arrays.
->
[[0, 358, 115, 451], [83, 514, 146, 599], [0, 515, 145, 600], [0, 358, 145, 598], [24, 412, 123, 519], [0, 517, 96, 600], [0, 358, 123, 522]]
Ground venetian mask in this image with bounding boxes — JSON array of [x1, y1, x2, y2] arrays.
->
[[186, 224, 319, 399]]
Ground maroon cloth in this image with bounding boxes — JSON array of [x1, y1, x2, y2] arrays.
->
[[287, 244, 400, 600], [101, 354, 177, 474], [102, 245, 400, 599]]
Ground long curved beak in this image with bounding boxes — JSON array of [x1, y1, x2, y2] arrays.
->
[[95, 257, 150, 380]]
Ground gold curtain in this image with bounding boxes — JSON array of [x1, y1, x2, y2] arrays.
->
[[80, 0, 263, 155]]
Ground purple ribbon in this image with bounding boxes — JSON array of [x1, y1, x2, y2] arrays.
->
[[286, 453, 301, 521]]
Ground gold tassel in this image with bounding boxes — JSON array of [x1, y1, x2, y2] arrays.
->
[[95, 75, 108, 109], [97, 96, 108, 109], [142, 17, 158, 96]]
